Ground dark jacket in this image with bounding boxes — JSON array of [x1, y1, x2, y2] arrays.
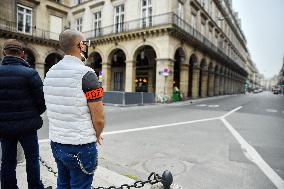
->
[[0, 56, 46, 138]]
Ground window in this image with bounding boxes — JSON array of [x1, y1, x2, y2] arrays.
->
[[201, 23, 205, 36], [50, 15, 62, 40], [191, 14, 197, 29], [219, 38, 223, 50], [114, 4, 125, 33], [214, 34, 218, 46], [93, 12, 102, 37], [114, 72, 124, 91], [177, 1, 184, 27], [204, 0, 208, 11], [74, 0, 83, 5], [208, 30, 212, 42], [141, 0, 152, 28], [17, 5, 32, 34], [76, 17, 82, 32]]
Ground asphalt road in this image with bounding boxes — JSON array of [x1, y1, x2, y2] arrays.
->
[[1, 91, 283, 189], [97, 91, 284, 189]]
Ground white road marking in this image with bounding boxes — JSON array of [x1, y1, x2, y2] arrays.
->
[[221, 114, 284, 188], [221, 106, 243, 118], [195, 104, 207, 107], [208, 105, 219, 108], [266, 109, 278, 113], [102, 117, 219, 136]]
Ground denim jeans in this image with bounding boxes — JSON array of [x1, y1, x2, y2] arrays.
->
[[51, 141, 97, 189], [1, 131, 44, 189]]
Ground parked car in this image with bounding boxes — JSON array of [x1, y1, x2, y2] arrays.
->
[[253, 88, 263, 93], [272, 87, 280, 94]]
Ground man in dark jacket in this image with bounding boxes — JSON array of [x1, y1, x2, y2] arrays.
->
[[0, 39, 47, 189]]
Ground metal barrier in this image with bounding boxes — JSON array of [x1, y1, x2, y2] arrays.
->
[[103, 92, 155, 106]]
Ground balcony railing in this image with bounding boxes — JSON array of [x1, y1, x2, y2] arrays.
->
[[84, 12, 244, 70], [0, 18, 60, 42], [84, 13, 171, 39]]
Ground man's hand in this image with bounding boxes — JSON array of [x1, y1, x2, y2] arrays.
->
[[96, 136, 103, 145]]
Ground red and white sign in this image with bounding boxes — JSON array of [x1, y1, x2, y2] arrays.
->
[[162, 68, 170, 76]]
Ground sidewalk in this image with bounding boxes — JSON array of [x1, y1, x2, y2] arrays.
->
[[16, 142, 157, 189], [103, 94, 240, 111]]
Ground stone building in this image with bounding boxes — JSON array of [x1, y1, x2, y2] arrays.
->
[[0, 0, 250, 100]]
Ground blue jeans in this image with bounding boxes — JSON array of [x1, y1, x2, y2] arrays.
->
[[1, 131, 44, 189], [51, 141, 97, 189]]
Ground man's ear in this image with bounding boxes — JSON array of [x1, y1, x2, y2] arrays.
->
[[3, 50, 6, 56], [80, 41, 86, 51], [20, 50, 25, 59]]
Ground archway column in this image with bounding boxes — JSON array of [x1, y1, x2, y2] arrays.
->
[[192, 66, 200, 99], [230, 79, 234, 94], [208, 69, 215, 97], [234, 80, 237, 94], [36, 62, 45, 80], [224, 76, 228, 94], [180, 63, 189, 99], [148, 70, 155, 93], [224, 76, 229, 95], [155, 58, 174, 98], [214, 73, 220, 96], [238, 81, 242, 93], [219, 74, 225, 95], [201, 68, 208, 98], [125, 60, 136, 92], [102, 62, 111, 91], [228, 77, 232, 94]]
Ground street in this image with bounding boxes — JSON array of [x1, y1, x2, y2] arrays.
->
[[1, 92, 284, 189], [95, 92, 284, 188]]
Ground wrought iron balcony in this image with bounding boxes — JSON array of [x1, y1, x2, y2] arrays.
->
[[0, 18, 60, 43], [83, 12, 245, 71]]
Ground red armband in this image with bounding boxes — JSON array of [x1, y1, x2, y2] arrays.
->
[[85, 88, 104, 100]]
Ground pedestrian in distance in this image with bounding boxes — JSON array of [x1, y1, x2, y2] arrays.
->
[[0, 39, 51, 189], [43, 29, 105, 189]]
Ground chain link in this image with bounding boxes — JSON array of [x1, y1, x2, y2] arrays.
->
[[75, 153, 98, 175], [39, 156, 162, 189], [39, 156, 58, 177]]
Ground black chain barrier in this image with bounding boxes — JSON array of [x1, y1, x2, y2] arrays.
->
[[39, 156, 173, 189]]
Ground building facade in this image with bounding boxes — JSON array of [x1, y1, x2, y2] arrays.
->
[[0, 0, 70, 79], [0, 0, 250, 101], [277, 57, 284, 91]]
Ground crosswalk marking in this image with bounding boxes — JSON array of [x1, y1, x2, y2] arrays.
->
[[266, 109, 278, 113], [196, 104, 220, 108], [195, 104, 207, 107], [208, 105, 220, 108]]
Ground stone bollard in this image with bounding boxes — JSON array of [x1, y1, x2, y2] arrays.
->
[[17, 143, 25, 164]]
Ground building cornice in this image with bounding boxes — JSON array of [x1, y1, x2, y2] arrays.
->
[[46, 4, 68, 15], [72, 8, 85, 15], [89, 1, 105, 9], [0, 29, 59, 47], [91, 25, 172, 46], [17, 0, 40, 8]]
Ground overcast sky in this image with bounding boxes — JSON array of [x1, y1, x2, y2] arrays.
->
[[232, 0, 284, 79]]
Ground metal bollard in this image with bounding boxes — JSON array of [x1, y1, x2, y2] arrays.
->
[[161, 170, 173, 189], [17, 143, 25, 164]]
